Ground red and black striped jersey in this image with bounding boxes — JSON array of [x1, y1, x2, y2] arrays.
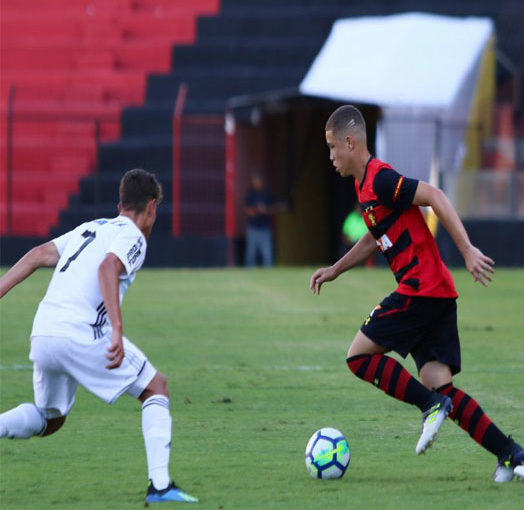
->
[[355, 157, 457, 298]]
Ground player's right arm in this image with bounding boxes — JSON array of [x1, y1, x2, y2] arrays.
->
[[0, 241, 60, 299], [310, 231, 376, 295], [98, 253, 126, 369]]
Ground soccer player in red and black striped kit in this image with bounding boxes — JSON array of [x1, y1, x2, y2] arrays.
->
[[310, 105, 523, 482]]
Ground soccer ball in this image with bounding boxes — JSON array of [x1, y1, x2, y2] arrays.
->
[[305, 427, 350, 479]]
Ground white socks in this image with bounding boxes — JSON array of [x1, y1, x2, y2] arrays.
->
[[142, 395, 172, 490], [0, 403, 47, 439]]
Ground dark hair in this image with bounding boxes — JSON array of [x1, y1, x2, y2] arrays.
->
[[119, 169, 163, 213], [325, 105, 366, 140]]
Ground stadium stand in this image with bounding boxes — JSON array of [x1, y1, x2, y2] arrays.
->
[[2, 0, 523, 265], [0, 0, 219, 236]]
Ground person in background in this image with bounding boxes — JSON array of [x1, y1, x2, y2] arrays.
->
[[245, 172, 275, 267], [341, 203, 373, 266]]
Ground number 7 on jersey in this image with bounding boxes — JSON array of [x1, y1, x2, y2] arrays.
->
[[59, 230, 96, 272]]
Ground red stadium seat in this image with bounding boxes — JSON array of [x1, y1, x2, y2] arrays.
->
[[0, 0, 218, 236]]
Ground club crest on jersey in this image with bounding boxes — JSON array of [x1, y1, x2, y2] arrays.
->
[[364, 206, 376, 226], [376, 234, 393, 252]]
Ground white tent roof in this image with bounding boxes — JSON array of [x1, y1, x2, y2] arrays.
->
[[299, 13, 493, 110]]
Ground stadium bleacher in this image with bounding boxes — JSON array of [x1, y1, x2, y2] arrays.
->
[[0, 0, 219, 236]]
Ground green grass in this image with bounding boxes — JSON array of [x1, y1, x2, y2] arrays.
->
[[1, 267, 523, 509]]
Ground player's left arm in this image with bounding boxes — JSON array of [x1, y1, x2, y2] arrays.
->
[[0, 241, 60, 298], [98, 253, 126, 369], [413, 181, 494, 286]]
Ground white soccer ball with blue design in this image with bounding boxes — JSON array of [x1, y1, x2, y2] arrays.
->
[[305, 427, 350, 479]]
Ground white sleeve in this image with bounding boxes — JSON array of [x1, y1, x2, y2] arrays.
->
[[107, 229, 146, 276], [52, 230, 74, 256]]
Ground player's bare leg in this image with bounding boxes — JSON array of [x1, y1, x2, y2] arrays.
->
[[347, 330, 389, 357], [346, 331, 451, 455], [41, 416, 66, 436], [139, 372, 198, 504], [139, 372, 169, 402], [419, 361, 452, 390]]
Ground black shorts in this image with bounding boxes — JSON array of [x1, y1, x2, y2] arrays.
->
[[360, 292, 461, 375]]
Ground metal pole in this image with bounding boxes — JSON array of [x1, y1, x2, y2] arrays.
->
[[172, 82, 188, 237], [224, 108, 237, 266]]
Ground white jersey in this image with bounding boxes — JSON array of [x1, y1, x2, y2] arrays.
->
[[31, 215, 147, 343]]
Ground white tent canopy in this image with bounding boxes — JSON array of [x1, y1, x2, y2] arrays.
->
[[300, 13, 494, 181]]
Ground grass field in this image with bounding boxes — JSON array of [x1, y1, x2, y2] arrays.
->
[[0, 267, 523, 509]]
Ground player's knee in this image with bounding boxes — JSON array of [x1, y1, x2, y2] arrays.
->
[[347, 330, 386, 359], [140, 372, 169, 401], [419, 361, 452, 390], [154, 372, 169, 395], [347, 340, 361, 359], [41, 416, 66, 437]]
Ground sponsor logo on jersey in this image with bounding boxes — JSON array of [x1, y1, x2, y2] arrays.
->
[[376, 233, 393, 252], [127, 237, 144, 265]]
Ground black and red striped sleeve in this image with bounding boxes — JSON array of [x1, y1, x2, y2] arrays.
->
[[373, 168, 418, 210]]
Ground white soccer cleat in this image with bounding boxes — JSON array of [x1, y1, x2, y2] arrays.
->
[[493, 436, 524, 483], [415, 394, 452, 455], [513, 465, 524, 481], [493, 464, 514, 483]]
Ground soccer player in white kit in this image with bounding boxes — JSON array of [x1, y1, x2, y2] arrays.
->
[[0, 169, 198, 504]]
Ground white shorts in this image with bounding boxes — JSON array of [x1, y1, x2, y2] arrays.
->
[[29, 335, 157, 418]]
